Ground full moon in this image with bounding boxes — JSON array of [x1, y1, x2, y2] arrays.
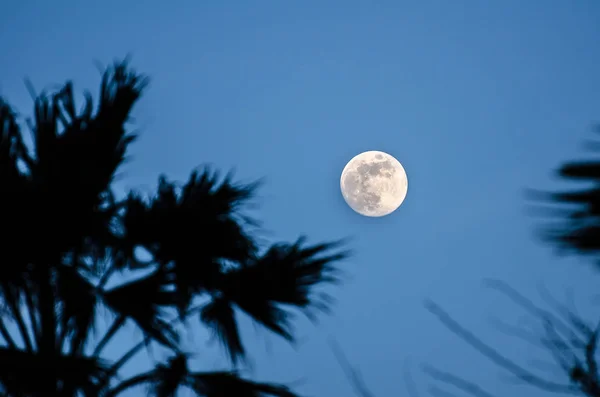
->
[[340, 150, 408, 217]]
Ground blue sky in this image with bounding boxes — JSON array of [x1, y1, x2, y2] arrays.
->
[[2, 1, 600, 396]]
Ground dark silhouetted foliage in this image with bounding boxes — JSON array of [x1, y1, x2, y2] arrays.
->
[[529, 128, 600, 263], [425, 129, 600, 397], [0, 60, 348, 396]]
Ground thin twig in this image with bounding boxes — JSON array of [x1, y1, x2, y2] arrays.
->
[[425, 300, 578, 394], [328, 338, 376, 397], [424, 366, 497, 397]]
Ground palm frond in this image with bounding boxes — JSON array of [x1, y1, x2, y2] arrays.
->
[[97, 60, 148, 127], [0, 98, 25, 177], [219, 238, 348, 339], [559, 162, 600, 180], [101, 269, 179, 349], [25, 62, 144, 266], [108, 355, 297, 397], [119, 169, 260, 311], [199, 297, 245, 363], [55, 265, 99, 353], [189, 371, 297, 397], [527, 131, 600, 263], [150, 354, 188, 397]]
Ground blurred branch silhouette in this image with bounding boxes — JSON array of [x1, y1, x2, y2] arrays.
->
[[424, 127, 600, 397], [329, 338, 377, 397], [0, 59, 350, 396], [329, 338, 424, 397], [527, 126, 600, 263]]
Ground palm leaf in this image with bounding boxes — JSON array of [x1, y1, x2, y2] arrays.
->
[[150, 354, 188, 397], [559, 161, 600, 180], [108, 355, 297, 397], [101, 269, 179, 349], [119, 170, 260, 311], [0, 98, 24, 177], [25, 62, 144, 268], [527, 129, 600, 262], [220, 238, 348, 338], [531, 188, 600, 258], [199, 297, 245, 363], [198, 238, 348, 363], [189, 371, 297, 397], [55, 265, 99, 353]]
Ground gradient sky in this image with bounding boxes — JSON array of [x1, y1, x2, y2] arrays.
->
[[2, 1, 600, 396]]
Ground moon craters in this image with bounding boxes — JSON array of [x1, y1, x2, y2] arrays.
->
[[342, 168, 382, 213], [340, 151, 408, 217]]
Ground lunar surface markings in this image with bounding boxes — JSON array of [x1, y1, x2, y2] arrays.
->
[[340, 151, 408, 217]]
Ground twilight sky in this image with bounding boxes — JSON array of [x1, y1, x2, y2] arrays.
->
[[2, 1, 600, 396]]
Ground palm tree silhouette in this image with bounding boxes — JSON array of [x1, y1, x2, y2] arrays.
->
[[0, 60, 348, 396]]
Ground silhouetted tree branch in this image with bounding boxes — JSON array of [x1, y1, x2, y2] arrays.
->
[[425, 281, 600, 396], [423, 366, 497, 397], [425, 291, 582, 395], [329, 338, 426, 397], [422, 127, 600, 397], [329, 338, 377, 397]]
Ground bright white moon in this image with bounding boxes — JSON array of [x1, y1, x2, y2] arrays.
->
[[340, 150, 408, 217]]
